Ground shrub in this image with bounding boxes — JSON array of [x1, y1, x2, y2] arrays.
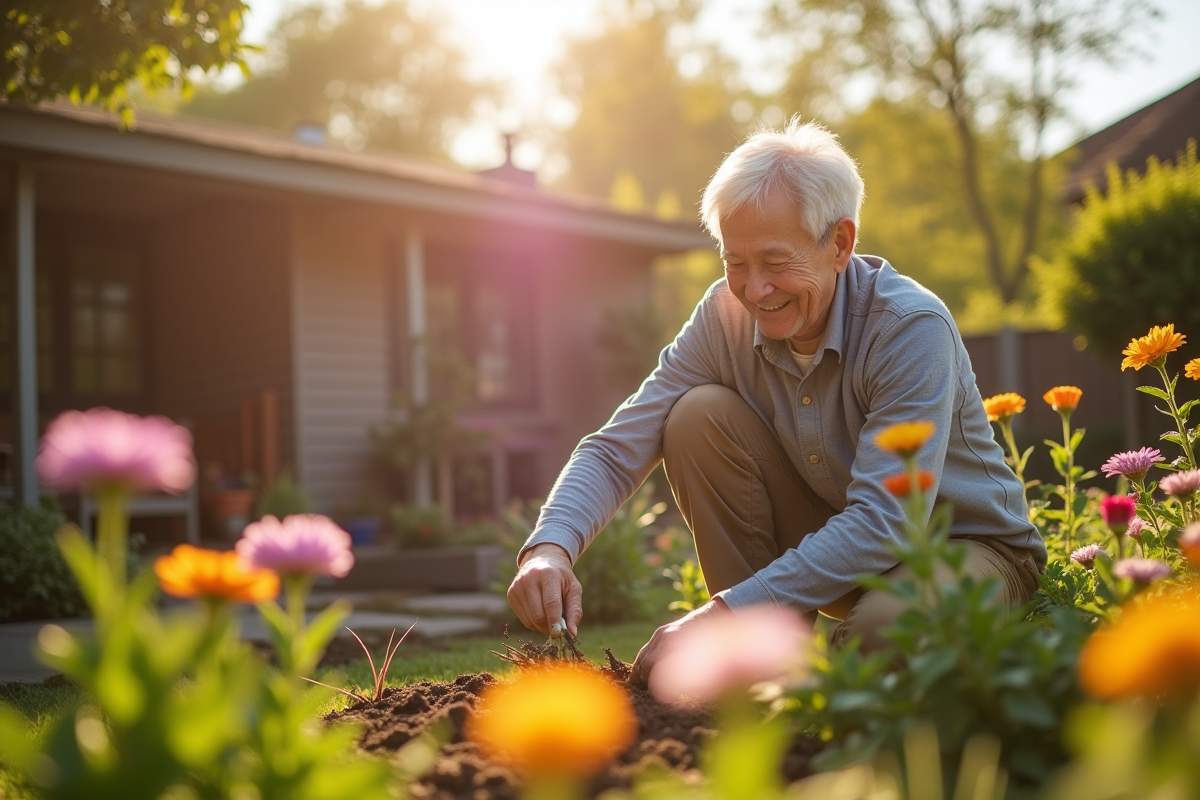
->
[[0, 500, 87, 623], [1042, 140, 1200, 360], [391, 503, 452, 549], [254, 472, 312, 520]]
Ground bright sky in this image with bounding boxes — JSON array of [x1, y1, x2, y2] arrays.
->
[[238, 0, 1200, 171]]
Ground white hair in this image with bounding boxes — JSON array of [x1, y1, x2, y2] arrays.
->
[[700, 117, 865, 244]]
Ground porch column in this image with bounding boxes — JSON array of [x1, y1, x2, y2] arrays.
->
[[11, 161, 39, 506], [996, 325, 1023, 434], [405, 228, 433, 507]]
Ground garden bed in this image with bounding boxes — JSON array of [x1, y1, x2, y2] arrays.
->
[[328, 659, 823, 799]]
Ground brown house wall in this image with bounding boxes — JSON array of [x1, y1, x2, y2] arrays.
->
[[150, 200, 295, 474]]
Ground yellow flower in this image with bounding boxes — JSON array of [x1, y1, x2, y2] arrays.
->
[[155, 544, 279, 603], [1042, 385, 1083, 412], [981, 393, 1026, 422], [468, 664, 636, 778], [1078, 591, 1200, 701], [873, 421, 936, 458], [1186, 358, 1200, 381], [1121, 324, 1186, 371]]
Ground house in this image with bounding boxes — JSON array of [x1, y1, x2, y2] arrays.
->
[[0, 104, 709, 535]]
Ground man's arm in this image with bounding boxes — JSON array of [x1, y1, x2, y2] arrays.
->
[[717, 310, 963, 613]]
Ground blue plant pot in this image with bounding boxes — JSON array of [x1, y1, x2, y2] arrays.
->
[[342, 516, 381, 546]]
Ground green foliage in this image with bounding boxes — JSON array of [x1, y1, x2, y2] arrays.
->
[[0, 501, 86, 623], [390, 503, 452, 549], [1043, 141, 1200, 358], [255, 472, 312, 520], [2, 0, 251, 123], [184, 0, 494, 157], [572, 484, 664, 624], [664, 557, 710, 614]]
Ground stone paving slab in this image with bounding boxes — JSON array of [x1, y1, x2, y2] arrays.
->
[[394, 593, 510, 617], [0, 619, 92, 684]]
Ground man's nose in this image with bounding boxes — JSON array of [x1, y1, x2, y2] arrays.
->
[[745, 270, 774, 302]]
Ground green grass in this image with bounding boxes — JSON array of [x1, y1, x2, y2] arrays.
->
[[0, 681, 86, 799]]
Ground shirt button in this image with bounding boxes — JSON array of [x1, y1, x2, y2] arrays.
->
[[809, 454, 819, 464], [801, 395, 812, 405]]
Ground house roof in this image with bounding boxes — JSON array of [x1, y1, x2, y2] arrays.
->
[[1063, 74, 1200, 203], [0, 103, 711, 252]]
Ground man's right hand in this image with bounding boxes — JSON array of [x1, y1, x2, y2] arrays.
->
[[507, 542, 583, 638]]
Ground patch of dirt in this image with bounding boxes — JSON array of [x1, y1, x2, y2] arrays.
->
[[327, 648, 822, 799]]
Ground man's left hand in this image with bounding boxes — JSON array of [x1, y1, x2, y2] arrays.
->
[[629, 596, 732, 688]]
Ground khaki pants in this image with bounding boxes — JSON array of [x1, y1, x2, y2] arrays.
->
[[661, 384, 1038, 653]]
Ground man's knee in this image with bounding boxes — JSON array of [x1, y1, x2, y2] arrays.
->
[[830, 589, 906, 654], [663, 384, 745, 457]]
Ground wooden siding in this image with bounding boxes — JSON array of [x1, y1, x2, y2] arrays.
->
[[150, 200, 294, 471], [289, 206, 393, 512]]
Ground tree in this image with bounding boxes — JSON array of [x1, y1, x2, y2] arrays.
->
[[185, 0, 494, 158], [2, 0, 250, 122], [768, 0, 1154, 305], [1041, 142, 1200, 362]]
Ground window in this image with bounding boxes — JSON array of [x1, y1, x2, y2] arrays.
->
[[70, 246, 142, 396]]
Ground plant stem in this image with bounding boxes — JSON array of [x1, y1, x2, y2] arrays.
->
[[1155, 362, 1197, 469], [96, 483, 130, 587], [284, 574, 309, 677], [998, 418, 1026, 493], [1060, 413, 1076, 552]]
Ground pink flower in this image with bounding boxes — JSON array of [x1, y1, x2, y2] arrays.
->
[[1126, 517, 1148, 540], [1160, 469, 1200, 499], [649, 605, 810, 705], [1100, 447, 1164, 483], [1113, 558, 1171, 583], [1070, 544, 1104, 568], [37, 408, 195, 494], [236, 515, 354, 578], [1099, 496, 1137, 530]]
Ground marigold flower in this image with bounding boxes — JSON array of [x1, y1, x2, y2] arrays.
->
[[1180, 523, 1200, 567], [1160, 469, 1200, 499], [155, 544, 279, 603], [236, 514, 354, 578], [873, 421, 936, 458], [1100, 447, 1165, 483], [1121, 324, 1186, 371], [882, 471, 935, 497], [1099, 495, 1137, 531], [1113, 558, 1171, 583], [1186, 358, 1200, 381], [649, 605, 811, 705], [468, 664, 636, 778], [1078, 591, 1200, 700], [1042, 386, 1083, 413], [37, 408, 196, 494], [981, 393, 1026, 422], [1070, 544, 1104, 568]]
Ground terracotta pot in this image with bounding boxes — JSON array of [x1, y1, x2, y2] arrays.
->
[[212, 488, 255, 538]]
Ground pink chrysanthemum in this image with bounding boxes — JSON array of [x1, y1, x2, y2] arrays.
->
[[1126, 517, 1148, 540], [1113, 558, 1171, 583], [649, 605, 811, 705], [236, 514, 354, 578], [1160, 469, 1200, 499], [1070, 544, 1104, 567], [1099, 496, 1137, 530], [37, 408, 195, 494], [1100, 448, 1165, 483]]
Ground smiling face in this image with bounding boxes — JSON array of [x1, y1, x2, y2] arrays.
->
[[717, 191, 856, 353]]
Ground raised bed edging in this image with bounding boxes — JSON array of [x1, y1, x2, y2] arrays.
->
[[319, 545, 507, 592]]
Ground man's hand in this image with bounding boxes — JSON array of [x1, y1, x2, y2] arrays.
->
[[507, 542, 583, 637], [629, 596, 731, 688]]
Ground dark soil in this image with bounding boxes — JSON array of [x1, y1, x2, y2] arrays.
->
[[327, 648, 823, 799]]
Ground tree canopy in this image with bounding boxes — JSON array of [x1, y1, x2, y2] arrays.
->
[[2, 0, 250, 122], [184, 0, 494, 158]]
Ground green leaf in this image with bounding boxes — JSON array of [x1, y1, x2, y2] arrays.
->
[[705, 716, 790, 800], [1070, 427, 1086, 450], [299, 600, 352, 673], [1137, 385, 1170, 400], [256, 600, 292, 662], [909, 648, 958, 695], [1001, 691, 1057, 728], [828, 691, 884, 712]]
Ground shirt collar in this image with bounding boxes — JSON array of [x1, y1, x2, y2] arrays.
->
[[753, 259, 852, 366]]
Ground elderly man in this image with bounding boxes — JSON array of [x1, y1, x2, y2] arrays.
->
[[507, 120, 1045, 685]]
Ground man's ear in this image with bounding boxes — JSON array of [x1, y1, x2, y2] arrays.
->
[[832, 217, 857, 274]]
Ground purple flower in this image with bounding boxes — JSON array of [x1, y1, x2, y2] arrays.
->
[[37, 408, 195, 494], [1070, 544, 1104, 568], [1100, 447, 1165, 482], [1160, 469, 1200, 499], [237, 515, 354, 578], [1126, 517, 1148, 540], [1113, 558, 1171, 583]]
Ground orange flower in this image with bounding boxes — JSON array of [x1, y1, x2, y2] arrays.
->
[[1121, 324, 1186, 371], [1042, 385, 1082, 412], [155, 544, 279, 603], [882, 471, 935, 497], [468, 664, 636, 778], [873, 421, 936, 458], [1078, 591, 1200, 701], [981, 393, 1026, 422], [1186, 358, 1200, 381]]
